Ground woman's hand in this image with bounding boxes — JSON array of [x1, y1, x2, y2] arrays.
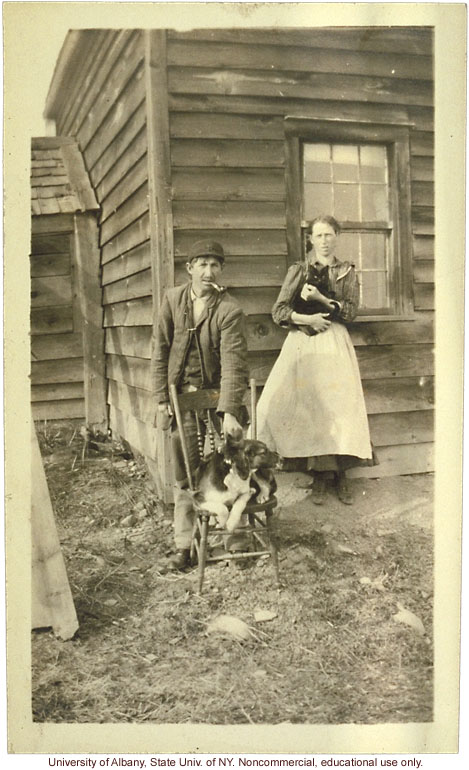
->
[[301, 283, 334, 310], [306, 313, 332, 333]]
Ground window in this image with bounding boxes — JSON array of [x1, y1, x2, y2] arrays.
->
[[285, 118, 414, 319]]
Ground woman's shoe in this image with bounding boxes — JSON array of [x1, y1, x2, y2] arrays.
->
[[336, 473, 353, 505], [310, 476, 327, 505]]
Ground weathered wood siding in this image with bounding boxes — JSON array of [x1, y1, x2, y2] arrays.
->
[[166, 27, 434, 476], [31, 213, 85, 420], [53, 31, 155, 460]]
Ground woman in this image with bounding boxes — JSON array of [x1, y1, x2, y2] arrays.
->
[[256, 215, 373, 505]]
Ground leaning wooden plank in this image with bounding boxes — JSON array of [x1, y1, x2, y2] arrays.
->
[[32, 399, 85, 421], [171, 167, 285, 202], [168, 67, 434, 107], [105, 326, 152, 359], [31, 276, 72, 308], [60, 142, 99, 212], [109, 405, 158, 458], [173, 200, 285, 230], [174, 255, 287, 288], [31, 358, 84, 385], [171, 139, 285, 168], [368, 409, 434, 447], [101, 241, 151, 286], [31, 382, 84, 403], [107, 380, 155, 424], [167, 28, 433, 56], [347, 442, 434, 478], [174, 228, 287, 257], [167, 40, 433, 81], [31, 422, 78, 639], [30, 306, 74, 336], [103, 296, 153, 327], [31, 332, 83, 362], [106, 353, 152, 391], [30, 253, 70, 278], [102, 267, 152, 305]]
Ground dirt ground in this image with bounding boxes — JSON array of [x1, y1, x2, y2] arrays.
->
[[32, 424, 433, 725]]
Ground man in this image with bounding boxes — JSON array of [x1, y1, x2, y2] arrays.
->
[[151, 239, 249, 569]]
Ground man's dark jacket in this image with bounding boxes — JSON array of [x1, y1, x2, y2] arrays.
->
[[151, 282, 249, 419]]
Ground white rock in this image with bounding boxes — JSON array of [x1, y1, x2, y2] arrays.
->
[[206, 614, 252, 641], [254, 610, 278, 623]]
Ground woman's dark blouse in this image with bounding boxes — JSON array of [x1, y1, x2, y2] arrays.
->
[[272, 260, 359, 330]]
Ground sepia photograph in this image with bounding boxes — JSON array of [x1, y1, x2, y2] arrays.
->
[[3, 0, 465, 758]]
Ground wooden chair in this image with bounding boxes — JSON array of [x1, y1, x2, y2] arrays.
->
[[169, 378, 280, 594]]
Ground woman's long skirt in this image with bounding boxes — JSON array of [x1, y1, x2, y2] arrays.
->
[[256, 323, 372, 462]]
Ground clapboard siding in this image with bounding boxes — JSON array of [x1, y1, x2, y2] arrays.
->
[[30, 216, 85, 420], [167, 28, 433, 56], [46, 27, 434, 479]]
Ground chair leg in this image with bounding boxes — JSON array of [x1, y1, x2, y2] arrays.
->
[[265, 511, 280, 588], [197, 513, 210, 594]]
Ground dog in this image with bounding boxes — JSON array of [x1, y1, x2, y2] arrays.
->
[[193, 438, 279, 533], [193, 433, 254, 533], [243, 440, 280, 504]]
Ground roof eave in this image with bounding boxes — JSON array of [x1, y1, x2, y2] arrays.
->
[[44, 30, 100, 121]]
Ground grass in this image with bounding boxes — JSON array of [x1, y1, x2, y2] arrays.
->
[[32, 422, 433, 724]]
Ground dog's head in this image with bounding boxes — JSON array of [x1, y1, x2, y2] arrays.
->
[[243, 439, 281, 471], [219, 433, 250, 480]]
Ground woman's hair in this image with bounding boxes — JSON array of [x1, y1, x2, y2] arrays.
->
[[307, 215, 341, 236]]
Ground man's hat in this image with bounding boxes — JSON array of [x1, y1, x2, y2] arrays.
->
[[188, 239, 225, 264]]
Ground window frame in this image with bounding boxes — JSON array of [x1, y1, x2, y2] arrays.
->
[[284, 117, 415, 321]]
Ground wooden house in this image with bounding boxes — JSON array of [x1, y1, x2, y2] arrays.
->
[[30, 136, 107, 431], [43, 28, 434, 500]]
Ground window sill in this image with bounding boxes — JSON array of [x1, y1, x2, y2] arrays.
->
[[351, 314, 416, 323]]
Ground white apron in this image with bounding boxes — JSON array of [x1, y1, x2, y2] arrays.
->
[[256, 324, 372, 461]]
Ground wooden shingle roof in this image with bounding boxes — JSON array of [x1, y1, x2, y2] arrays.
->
[[31, 137, 99, 216]]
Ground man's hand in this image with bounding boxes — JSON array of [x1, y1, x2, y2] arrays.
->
[[223, 412, 243, 441], [156, 402, 173, 431], [306, 313, 332, 333]]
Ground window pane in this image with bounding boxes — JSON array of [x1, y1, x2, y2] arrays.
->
[[332, 145, 359, 182], [304, 144, 331, 182], [361, 185, 388, 220], [334, 183, 359, 220], [335, 232, 359, 262], [360, 271, 390, 309], [303, 182, 333, 219], [360, 233, 387, 269], [360, 146, 387, 182]]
